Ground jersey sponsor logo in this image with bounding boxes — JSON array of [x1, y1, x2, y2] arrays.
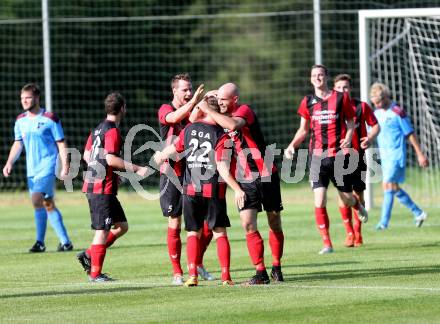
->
[[311, 110, 339, 124]]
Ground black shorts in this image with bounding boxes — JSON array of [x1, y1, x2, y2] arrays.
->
[[352, 152, 367, 192], [183, 194, 230, 232], [310, 155, 353, 193], [86, 194, 127, 231], [159, 174, 183, 217], [239, 171, 283, 213]]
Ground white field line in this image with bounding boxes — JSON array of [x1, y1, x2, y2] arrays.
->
[[1, 282, 440, 294]]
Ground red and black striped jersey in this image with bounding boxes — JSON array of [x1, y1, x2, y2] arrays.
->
[[158, 103, 188, 177], [351, 98, 378, 152], [82, 119, 121, 195], [174, 121, 230, 199], [227, 104, 273, 180], [297, 90, 355, 157]]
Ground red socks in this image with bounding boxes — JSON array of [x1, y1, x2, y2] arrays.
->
[[197, 221, 213, 267], [353, 209, 361, 234], [186, 235, 200, 277], [269, 230, 284, 267], [90, 244, 106, 278], [167, 227, 183, 276], [216, 235, 231, 281], [246, 231, 265, 271], [339, 206, 355, 235], [86, 231, 118, 257], [315, 207, 332, 247], [105, 231, 117, 248]]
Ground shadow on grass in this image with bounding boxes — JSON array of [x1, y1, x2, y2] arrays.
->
[[282, 264, 440, 283], [0, 284, 170, 300]]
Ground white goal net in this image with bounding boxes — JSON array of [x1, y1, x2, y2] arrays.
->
[[360, 8, 440, 207]]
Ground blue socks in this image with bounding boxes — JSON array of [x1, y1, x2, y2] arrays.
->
[[47, 209, 70, 245], [395, 189, 423, 218], [379, 190, 395, 227], [34, 208, 47, 243]]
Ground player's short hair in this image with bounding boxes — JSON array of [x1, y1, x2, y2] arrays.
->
[[171, 73, 191, 90], [311, 64, 329, 76], [369, 82, 391, 100], [206, 96, 220, 112], [104, 92, 126, 115], [333, 74, 352, 87], [21, 83, 40, 97]]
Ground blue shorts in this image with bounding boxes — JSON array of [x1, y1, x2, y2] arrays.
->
[[381, 161, 405, 184], [28, 175, 56, 199]]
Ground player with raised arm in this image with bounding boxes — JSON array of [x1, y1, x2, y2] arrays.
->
[[334, 74, 380, 247], [3, 83, 73, 253], [158, 73, 215, 285], [285, 65, 368, 254], [369, 82, 428, 230], [77, 92, 148, 282], [199, 83, 285, 285], [155, 96, 246, 287]]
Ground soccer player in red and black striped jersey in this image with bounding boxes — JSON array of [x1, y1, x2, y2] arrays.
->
[[199, 83, 285, 285], [77, 92, 148, 282], [155, 96, 246, 286], [334, 74, 380, 247], [158, 73, 214, 285], [286, 65, 368, 254]]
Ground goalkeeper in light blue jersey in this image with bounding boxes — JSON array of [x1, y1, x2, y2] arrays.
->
[[369, 82, 429, 230], [2, 83, 73, 253]]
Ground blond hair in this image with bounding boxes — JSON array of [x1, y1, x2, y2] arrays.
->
[[369, 82, 391, 100]]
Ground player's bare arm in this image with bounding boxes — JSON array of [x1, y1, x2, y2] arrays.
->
[[217, 159, 246, 209], [105, 153, 144, 174], [360, 123, 380, 149], [285, 117, 309, 159], [2, 141, 23, 177], [340, 118, 355, 148], [153, 144, 178, 166], [56, 140, 69, 179], [407, 133, 429, 167], [200, 105, 246, 131], [165, 84, 205, 124]]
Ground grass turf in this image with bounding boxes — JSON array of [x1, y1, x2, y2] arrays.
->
[[0, 184, 439, 323]]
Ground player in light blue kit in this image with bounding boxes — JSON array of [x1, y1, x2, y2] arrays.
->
[[369, 83, 429, 230], [3, 83, 73, 252]]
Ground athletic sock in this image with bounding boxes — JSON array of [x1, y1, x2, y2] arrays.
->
[[90, 244, 106, 278], [268, 230, 284, 267], [105, 231, 117, 248], [395, 189, 423, 217], [47, 208, 70, 245], [186, 235, 199, 277], [339, 206, 354, 235], [353, 209, 362, 234], [167, 227, 183, 275], [216, 235, 231, 281], [34, 208, 47, 244], [246, 231, 265, 271], [197, 221, 213, 267], [315, 207, 332, 247], [380, 190, 396, 227]]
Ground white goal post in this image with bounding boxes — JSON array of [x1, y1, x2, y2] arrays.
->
[[359, 8, 440, 210]]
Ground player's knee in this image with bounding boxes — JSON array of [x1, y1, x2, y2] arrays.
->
[[267, 212, 282, 231], [242, 222, 257, 233], [168, 215, 182, 229], [42, 199, 55, 211], [31, 194, 44, 209], [115, 222, 129, 235]]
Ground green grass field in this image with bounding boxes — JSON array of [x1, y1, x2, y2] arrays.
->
[[1, 184, 439, 323]]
